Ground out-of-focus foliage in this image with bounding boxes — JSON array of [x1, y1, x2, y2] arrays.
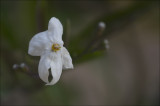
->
[[0, 0, 159, 105]]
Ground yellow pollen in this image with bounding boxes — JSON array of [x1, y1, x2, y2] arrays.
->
[[51, 44, 61, 52]]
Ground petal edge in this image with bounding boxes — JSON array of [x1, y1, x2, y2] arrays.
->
[[61, 47, 73, 69], [28, 31, 51, 56]]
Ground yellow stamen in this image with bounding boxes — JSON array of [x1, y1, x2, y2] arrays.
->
[[52, 44, 61, 52]]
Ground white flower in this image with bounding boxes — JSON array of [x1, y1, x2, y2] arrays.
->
[[28, 17, 73, 85]]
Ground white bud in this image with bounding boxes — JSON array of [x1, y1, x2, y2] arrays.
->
[[13, 64, 19, 69], [20, 63, 26, 68], [104, 39, 110, 50], [98, 22, 106, 29]]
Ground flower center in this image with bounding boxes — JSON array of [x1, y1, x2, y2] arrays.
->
[[51, 44, 61, 52]]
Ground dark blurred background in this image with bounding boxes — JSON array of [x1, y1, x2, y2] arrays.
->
[[0, 0, 159, 105]]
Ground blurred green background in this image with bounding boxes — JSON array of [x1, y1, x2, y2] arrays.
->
[[0, 0, 159, 105]]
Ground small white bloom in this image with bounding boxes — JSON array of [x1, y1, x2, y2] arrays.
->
[[28, 17, 73, 85]]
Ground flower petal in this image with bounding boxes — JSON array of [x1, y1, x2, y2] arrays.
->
[[61, 47, 73, 69], [46, 52, 62, 85], [38, 52, 51, 83], [28, 31, 52, 56], [38, 51, 63, 85], [47, 17, 64, 46]]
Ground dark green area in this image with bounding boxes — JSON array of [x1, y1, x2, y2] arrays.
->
[[0, 0, 158, 105]]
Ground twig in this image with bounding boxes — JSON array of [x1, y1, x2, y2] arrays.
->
[[74, 22, 106, 61], [13, 63, 39, 79]]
